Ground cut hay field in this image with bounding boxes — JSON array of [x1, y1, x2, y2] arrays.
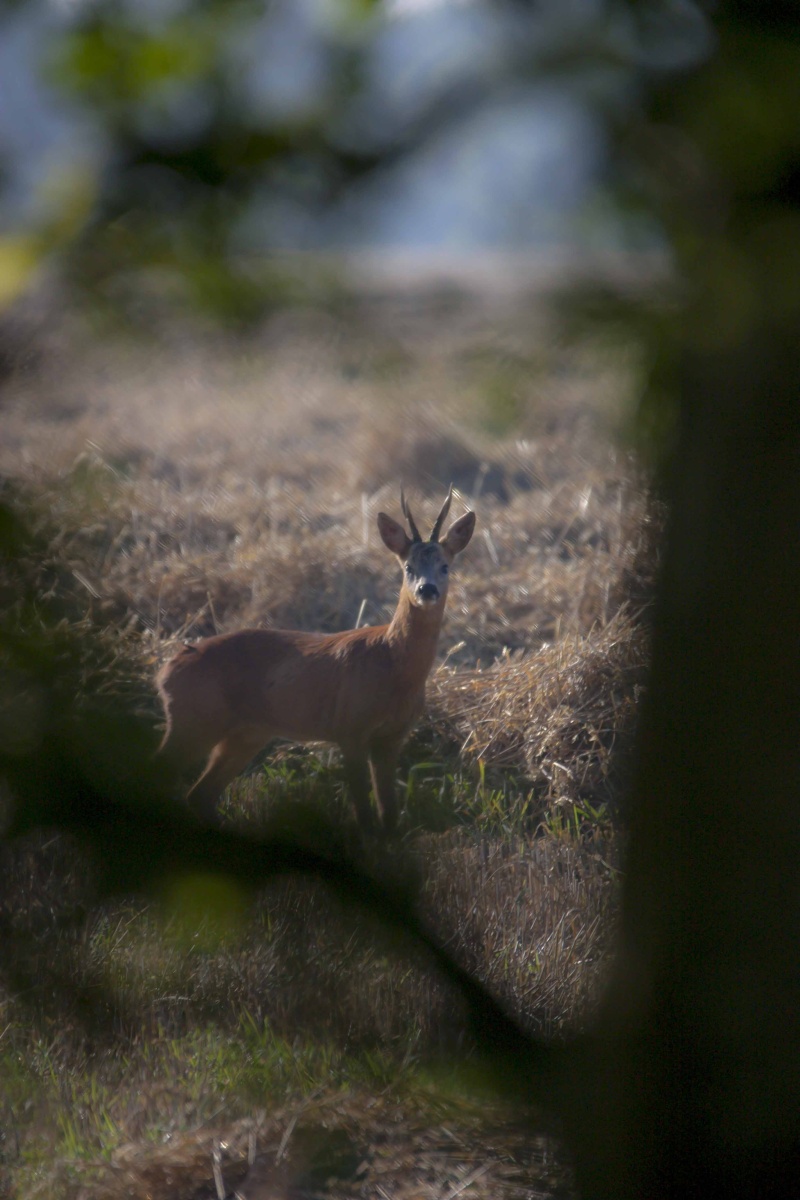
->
[[0, 276, 657, 1199]]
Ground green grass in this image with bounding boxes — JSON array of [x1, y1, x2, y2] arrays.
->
[[0, 1017, 429, 1192], [220, 746, 574, 840]]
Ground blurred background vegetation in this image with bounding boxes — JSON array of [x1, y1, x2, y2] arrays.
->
[[1, 1, 799, 1197]]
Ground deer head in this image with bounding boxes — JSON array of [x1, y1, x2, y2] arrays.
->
[[377, 486, 476, 608]]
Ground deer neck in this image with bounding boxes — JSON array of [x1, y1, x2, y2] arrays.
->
[[385, 586, 445, 686]]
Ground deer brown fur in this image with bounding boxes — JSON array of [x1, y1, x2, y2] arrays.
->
[[156, 489, 475, 831]]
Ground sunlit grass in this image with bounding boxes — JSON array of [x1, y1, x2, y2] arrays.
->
[[0, 286, 650, 1197]]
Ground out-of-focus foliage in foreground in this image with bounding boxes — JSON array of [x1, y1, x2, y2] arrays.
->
[[0, 0, 707, 323], [572, 4, 800, 1198], [2, 1, 800, 1198], [3, 0, 381, 320]]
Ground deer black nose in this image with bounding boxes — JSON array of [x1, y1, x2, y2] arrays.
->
[[418, 582, 439, 602]]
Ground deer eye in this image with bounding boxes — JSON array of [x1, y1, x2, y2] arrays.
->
[[441, 563, 449, 574]]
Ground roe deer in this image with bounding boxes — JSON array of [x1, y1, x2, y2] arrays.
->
[[156, 488, 475, 831]]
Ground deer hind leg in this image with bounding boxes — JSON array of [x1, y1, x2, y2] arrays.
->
[[157, 720, 206, 773], [154, 715, 215, 803], [155, 686, 221, 772], [186, 729, 268, 824]]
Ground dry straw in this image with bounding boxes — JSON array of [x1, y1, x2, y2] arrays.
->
[[0, 296, 657, 1198]]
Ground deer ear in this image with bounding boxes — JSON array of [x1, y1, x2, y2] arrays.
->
[[377, 512, 412, 558], [441, 511, 476, 558]]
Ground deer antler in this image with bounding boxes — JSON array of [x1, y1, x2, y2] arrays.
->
[[429, 484, 453, 543], [400, 488, 422, 543]]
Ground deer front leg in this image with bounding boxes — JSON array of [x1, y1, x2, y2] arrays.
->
[[341, 750, 377, 833], [369, 737, 402, 835]]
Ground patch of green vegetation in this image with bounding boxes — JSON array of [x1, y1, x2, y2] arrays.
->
[[220, 746, 600, 843], [219, 747, 544, 841], [0, 1010, 434, 1189], [541, 796, 615, 843], [237, 1012, 406, 1099], [401, 758, 537, 835], [224, 753, 348, 823], [0, 1030, 122, 1182]]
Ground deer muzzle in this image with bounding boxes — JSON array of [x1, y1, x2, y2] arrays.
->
[[417, 582, 440, 604]]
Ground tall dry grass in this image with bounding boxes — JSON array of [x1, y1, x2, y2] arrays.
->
[[0, 282, 656, 1197]]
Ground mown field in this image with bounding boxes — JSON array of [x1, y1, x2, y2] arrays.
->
[[0, 273, 657, 1199]]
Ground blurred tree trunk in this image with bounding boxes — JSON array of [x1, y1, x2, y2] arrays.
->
[[564, 6, 800, 1195], [573, 335, 800, 1199]]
